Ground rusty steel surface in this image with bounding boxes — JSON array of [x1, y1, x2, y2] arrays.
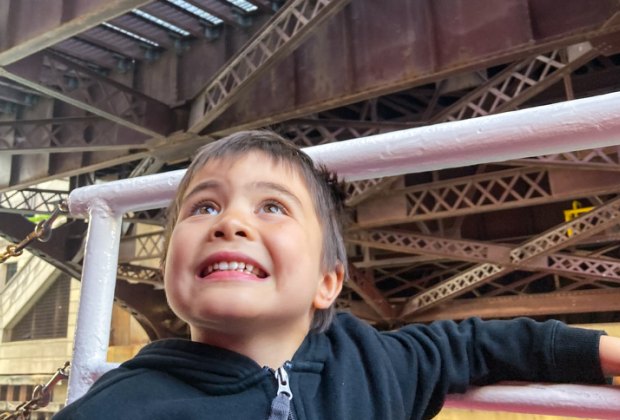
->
[[0, 0, 153, 65], [207, 0, 620, 134], [1, 0, 620, 332]]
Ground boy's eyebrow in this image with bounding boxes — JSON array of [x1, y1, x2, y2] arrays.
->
[[183, 180, 303, 207], [183, 180, 221, 202], [251, 181, 302, 207]]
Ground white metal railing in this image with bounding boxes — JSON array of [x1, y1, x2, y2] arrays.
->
[[66, 91, 620, 416]]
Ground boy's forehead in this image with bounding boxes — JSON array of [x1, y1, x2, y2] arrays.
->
[[186, 151, 309, 192]]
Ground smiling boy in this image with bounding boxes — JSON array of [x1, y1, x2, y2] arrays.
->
[[55, 130, 620, 420], [164, 149, 343, 370]]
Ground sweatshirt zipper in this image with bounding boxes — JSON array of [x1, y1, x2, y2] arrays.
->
[[268, 362, 295, 420], [275, 366, 293, 400]]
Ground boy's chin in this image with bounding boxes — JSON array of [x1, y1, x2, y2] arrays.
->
[[186, 306, 311, 336]]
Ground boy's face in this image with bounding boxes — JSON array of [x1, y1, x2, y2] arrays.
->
[[164, 151, 341, 336]]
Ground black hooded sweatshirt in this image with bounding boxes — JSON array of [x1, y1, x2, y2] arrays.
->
[[54, 313, 606, 420]]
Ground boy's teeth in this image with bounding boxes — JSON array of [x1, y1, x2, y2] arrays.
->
[[206, 261, 265, 277]]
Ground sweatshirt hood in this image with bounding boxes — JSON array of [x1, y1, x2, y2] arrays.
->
[[121, 332, 329, 393]]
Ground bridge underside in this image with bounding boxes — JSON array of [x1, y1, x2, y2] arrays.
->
[[2, 0, 620, 336]]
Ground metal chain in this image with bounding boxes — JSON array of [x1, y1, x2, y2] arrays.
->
[[0, 201, 68, 264], [0, 362, 70, 420]]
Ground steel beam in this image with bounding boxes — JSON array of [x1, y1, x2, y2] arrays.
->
[[188, 0, 352, 133], [355, 168, 620, 228], [113, 279, 181, 340], [430, 46, 598, 122], [400, 194, 620, 316], [348, 229, 620, 284], [73, 32, 147, 62], [282, 118, 417, 147], [0, 188, 68, 215], [205, 0, 620, 135], [347, 44, 599, 204], [0, 150, 151, 194], [0, 0, 152, 66], [347, 265, 394, 321], [119, 230, 164, 263], [1, 52, 172, 138], [117, 263, 163, 288], [246, 0, 279, 14], [348, 230, 509, 264], [0, 213, 86, 278], [0, 84, 36, 107], [0, 117, 149, 154], [511, 198, 620, 262], [507, 147, 620, 171], [104, 15, 174, 49], [345, 177, 400, 207], [139, 2, 204, 39], [180, 0, 250, 28], [407, 289, 620, 322]]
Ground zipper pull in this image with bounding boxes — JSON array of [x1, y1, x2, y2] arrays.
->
[[268, 366, 293, 420], [275, 366, 293, 400]]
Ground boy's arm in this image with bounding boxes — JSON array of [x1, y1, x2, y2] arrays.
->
[[600, 335, 620, 377]]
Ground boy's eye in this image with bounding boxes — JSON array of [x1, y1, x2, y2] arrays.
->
[[191, 201, 220, 216], [260, 201, 287, 215]]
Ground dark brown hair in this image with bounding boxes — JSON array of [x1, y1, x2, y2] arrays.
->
[[162, 130, 348, 333]]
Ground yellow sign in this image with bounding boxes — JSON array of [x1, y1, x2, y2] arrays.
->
[[563, 200, 594, 236]]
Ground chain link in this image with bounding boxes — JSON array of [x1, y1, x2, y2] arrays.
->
[[0, 201, 68, 264], [0, 362, 70, 420]]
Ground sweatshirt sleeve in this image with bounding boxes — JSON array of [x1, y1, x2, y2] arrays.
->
[[380, 317, 606, 419]]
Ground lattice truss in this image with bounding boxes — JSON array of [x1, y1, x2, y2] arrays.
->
[[3, 52, 170, 138], [513, 146, 620, 170], [342, 45, 602, 204], [345, 192, 620, 320], [111, 43, 620, 321], [0, 188, 67, 215], [293, 46, 620, 321], [189, 0, 352, 133], [119, 230, 164, 262], [117, 263, 162, 288], [0, 117, 146, 152], [7, 33, 617, 324]]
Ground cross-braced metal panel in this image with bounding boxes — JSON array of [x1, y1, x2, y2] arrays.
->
[[345, 176, 399, 207], [346, 45, 598, 203], [117, 263, 162, 287], [0, 117, 148, 153], [401, 263, 508, 315], [401, 194, 620, 315], [119, 231, 164, 262], [351, 229, 620, 283], [283, 120, 383, 147], [3, 52, 171, 138], [377, 262, 472, 299], [0, 188, 68, 215], [512, 147, 620, 171], [189, 0, 352, 133], [433, 47, 597, 122], [511, 196, 620, 263], [356, 168, 555, 227], [348, 230, 504, 263], [543, 254, 620, 283]]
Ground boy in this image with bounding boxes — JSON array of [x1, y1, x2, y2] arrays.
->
[[55, 130, 620, 420]]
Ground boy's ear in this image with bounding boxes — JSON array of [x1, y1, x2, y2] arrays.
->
[[314, 263, 345, 309]]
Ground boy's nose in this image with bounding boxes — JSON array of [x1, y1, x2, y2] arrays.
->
[[209, 213, 252, 240]]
